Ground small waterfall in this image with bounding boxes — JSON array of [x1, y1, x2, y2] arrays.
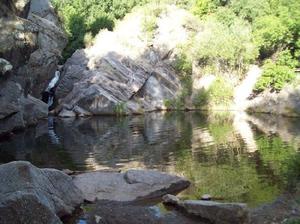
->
[[42, 70, 60, 109]]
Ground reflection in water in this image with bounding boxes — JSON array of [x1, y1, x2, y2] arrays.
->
[[0, 112, 299, 207], [48, 116, 60, 145]]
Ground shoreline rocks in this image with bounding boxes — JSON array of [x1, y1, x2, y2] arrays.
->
[[162, 194, 249, 224], [72, 169, 190, 202], [0, 161, 84, 224], [246, 83, 300, 117], [0, 161, 191, 223]]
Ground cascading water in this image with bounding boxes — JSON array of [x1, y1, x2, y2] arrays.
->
[[42, 70, 60, 110]]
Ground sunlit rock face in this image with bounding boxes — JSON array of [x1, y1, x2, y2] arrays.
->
[[0, 0, 66, 135], [55, 6, 199, 116], [246, 83, 300, 117]]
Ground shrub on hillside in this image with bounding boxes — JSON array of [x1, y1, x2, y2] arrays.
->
[[193, 76, 234, 108], [254, 50, 297, 92], [191, 18, 257, 74], [51, 0, 149, 60]]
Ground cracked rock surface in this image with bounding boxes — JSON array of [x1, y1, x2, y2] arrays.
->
[[72, 169, 190, 202], [0, 161, 84, 224]]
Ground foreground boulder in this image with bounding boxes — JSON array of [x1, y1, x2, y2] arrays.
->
[[162, 194, 249, 224], [0, 161, 84, 224], [72, 169, 190, 202]]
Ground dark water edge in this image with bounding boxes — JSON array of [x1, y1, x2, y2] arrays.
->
[[0, 111, 299, 209]]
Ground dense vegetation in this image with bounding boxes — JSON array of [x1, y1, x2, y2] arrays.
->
[[185, 0, 300, 92], [52, 0, 299, 96], [51, 0, 149, 59]]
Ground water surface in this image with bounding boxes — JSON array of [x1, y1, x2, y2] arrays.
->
[[0, 111, 299, 207]]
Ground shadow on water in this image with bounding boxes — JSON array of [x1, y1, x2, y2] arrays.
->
[[0, 111, 299, 207]]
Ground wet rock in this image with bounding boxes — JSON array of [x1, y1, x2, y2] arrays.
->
[[72, 169, 190, 202], [162, 195, 249, 224], [0, 161, 84, 224]]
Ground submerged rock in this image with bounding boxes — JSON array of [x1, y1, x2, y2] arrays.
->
[[0, 161, 84, 224], [162, 194, 249, 224], [72, 169, 190, 202]]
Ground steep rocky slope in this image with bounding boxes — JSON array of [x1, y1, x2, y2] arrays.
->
[[246, 81, 300, 117], [0, 0, 66, 136], [55, 6, 198, 116]]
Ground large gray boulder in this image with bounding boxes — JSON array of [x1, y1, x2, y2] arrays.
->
[[0, 161, 84, 224], [163, 194, 249, 224], [247, 84, 300, 117], [0, 81, 48, 136], [72, 169, 190, 202], [0, 0, 66, 135], [55, 6, 198, 116]]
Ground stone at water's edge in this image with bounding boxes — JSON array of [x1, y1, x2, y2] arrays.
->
[[0, 161, 84, 224], [72, 169, 190, 202], [246, 83, 300, 117], [85, 200, 205, 224], [162, 194, 249, 224]]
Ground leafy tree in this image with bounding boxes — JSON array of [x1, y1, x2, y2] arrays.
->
[[255, 50, 297, 92]]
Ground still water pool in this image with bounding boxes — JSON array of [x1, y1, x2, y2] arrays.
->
[[0, 111, 299, 207]]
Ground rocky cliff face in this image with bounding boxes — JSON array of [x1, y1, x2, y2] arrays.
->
[[55, 6, 196, 116], [0, 0, 67, 136], [246, 82, 300, 117]]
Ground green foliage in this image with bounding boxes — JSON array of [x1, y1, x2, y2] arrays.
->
[[141, 4, 164, 40], [193, 89, 209, 108], [229, 0, 270, 22], [51, 0, 149, 60], [256, 134, 300, 189], [114, 102, 127, 115], [193, 76, 234, 109], [191, 18, 257, 74], [191, 0, 228, 18], [209, 76, 234, 105], [253, 15, 289, 57], [255, 50, 297, 92], [284, 220, 300, 224]]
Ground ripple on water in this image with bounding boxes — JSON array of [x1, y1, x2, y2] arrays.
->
[[0, 111, 299, 207]]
